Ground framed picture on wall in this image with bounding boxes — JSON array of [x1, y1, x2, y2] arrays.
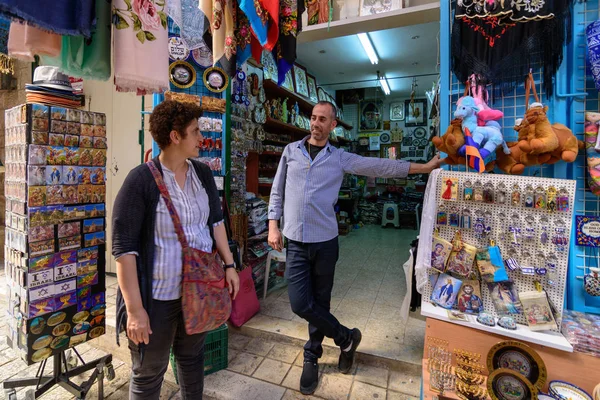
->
[[390, 102, 404, 121], [293, 64, 309, 98], [306, 74, 319, 103], [405, 99, 427, 127], [282, 69, 295, 92], [359, 99, 383, 131]]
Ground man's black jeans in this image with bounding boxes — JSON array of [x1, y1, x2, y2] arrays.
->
[[286, 237, 352, 362], [128, 299, 207, 400]]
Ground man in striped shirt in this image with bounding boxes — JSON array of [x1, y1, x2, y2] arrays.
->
[[268, 101, 444, 395]]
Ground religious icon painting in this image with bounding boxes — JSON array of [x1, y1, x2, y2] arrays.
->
[[293, 64, 309, 98], [456, 280, 484, 314], [306, 74, 319, 103], [431, 273, 463, 309], [431, 235, 453, 273], [519, 290, 557, 331], [441, 177, 459, 201], [488, 281, 524, 315]]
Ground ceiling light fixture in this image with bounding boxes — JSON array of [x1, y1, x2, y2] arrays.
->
[[357, 33, 378, 65], [378, 72, 391, 95]]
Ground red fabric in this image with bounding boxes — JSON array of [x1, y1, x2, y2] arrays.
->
[[251, 33, 262, 62], [229, 267, 260, 327], [258, 0, 279, 51]]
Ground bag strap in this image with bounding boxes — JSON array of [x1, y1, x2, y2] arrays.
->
[[146, 161, 190, 250], [524, 72, 539, 107]]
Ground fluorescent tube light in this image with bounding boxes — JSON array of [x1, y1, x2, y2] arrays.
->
[[380, 76, 391, 95], [357, 33, 378, 65]]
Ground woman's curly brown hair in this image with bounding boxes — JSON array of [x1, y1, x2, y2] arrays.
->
[[149, 100, 202, 150]]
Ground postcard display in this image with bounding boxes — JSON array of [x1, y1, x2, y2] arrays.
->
[[4, 104, 107, 365], [424, 171, 576, 333]]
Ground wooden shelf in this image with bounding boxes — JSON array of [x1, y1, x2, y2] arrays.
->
[[260, 151, 282, 156], [263, 137, 291, 146], [263, 80, 354, 130], [258, 183, 273, 187], [264, 117, 309, 137], [259, 168, 278, 172]]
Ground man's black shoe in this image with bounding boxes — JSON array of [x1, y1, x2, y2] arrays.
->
[[338, 328, 362, 374], [300, 361, 319, 395]]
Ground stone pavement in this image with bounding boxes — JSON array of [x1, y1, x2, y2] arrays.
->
[[1, 272, 422, 400]]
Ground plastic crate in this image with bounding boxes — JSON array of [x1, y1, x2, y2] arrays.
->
[[169, 324, 228, 383]]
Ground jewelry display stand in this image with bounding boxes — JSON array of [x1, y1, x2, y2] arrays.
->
[[2, 349, 114, 400]]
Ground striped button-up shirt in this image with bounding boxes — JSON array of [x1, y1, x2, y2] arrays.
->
[[268, 136, 410, 243], [153, 161, 222, 300]]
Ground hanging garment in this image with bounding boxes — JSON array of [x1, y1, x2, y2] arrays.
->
[[167, 0, 209, 50], [276, 0, 304, 85], [8, 22, 61, 61], [257, 0, 279, 51], [42, 0, 111, 81], [238, 0, 268, 46], [113, 0, 169, 94], [306, 0, 331, 25], [217, 0, 237, 76], [0, 0, 95, 37], [200, 0, 225, 65], [0, 15, 13, 74], [451, 0, 573, 96], [235, 6, 252, 66]]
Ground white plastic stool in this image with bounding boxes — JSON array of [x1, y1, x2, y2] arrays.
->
[[264, 249, 286, 299], [381, 203, 400, 228]]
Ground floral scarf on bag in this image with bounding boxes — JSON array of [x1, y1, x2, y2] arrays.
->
[[235, 6, 252, 66], [113, 0, 169, 94], [277, 0, 303, 86]]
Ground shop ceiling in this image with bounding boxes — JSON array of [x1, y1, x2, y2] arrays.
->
[[297, 7, 440, 98]]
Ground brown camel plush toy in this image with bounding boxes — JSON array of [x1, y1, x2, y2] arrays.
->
[[432, 119, 465, 165], [517, 104, 559, 154]]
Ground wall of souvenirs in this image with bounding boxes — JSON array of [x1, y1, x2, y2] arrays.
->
[[4, 104, 107, 365]]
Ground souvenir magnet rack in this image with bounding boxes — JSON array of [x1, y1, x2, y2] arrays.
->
[[422, 171, 576, 331], [3, 350, 113, 399]]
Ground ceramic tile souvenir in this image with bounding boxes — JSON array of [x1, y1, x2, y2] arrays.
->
[[49, 133, 65, 146], [58, 221, 80, 239], [29, 239, 55, 257], [79, 135, 93, 148], [30, 225, 54, 242], [54, 262, 77, 281], [78, 271, 98, 287], [81, 111, 93, 124], [77, 260, 98, 276], [93, 113, 106, 125], [520, 291, 557, 331], [51, 120, 67, 134], [476, 312, 496, 327], [28, 186, 46, 207], [46, 185, 64, 205], [66, 108, 81, 122], [441, 177, 459, 201], [47, 146, 66, 165], [32, 104, 49, 119], [29, 145, 48, 165], [91, 149, 106, 166], [77, 185, 92, 203], [92, 293, 105, 307], [77, 285, 91, 299], [58, 235, 82, 251], [28, 207, 47, 227], [62, 185, 78, 204], [28, 298, 56, 318], [55, 292, 77, 311], [32, 118, 49, 131], [431, 273, 463, 309], [92, 125, 106, 137], [28, 269, 54, 289], [85, 204, 105, 218], [51, 107, 67, 120], [63, 166, 78, 185], [497, 316, 517, 330], [92, 137, 107, 149], [78, 246, 99, 262], [65, 134, 79, 147], [90, 167, 105, 184], [91, 186, 106, 203], [81, 124, 93, 136], [47, 205, 64, 224], [65, 147, 80, 166], [28, 166, 47, 186], [78, 298, 93, 313], [67, 122, 81, 135], [456, 280, 484, 314], [32, 131, 49, 145], [55, 279, 76, 296], [29, 283, 56, 302], [488, 281, 523, 315], [45, 166, 63, 185], [78, 148, 93, 166], [77, 167, 92, 184], [431, 235, 453, 273], [84, 231, 105, 247], [83, 218, 103, 234], [54, 250, 78, 267]]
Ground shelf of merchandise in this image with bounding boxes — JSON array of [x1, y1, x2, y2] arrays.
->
[[264, 117, 310, 137], [263, 80, 354, 130], [263, 138, 292, 146], [260, 151, 283, 156], [258, 183, 273, 187], [259, 168, 278, 172], [420, 302, 573, 352]]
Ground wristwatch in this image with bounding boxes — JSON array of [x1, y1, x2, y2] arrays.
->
[[224, 262, 236, 270]]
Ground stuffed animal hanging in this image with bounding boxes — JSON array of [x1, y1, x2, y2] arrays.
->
[[585, 112, 600, 194]]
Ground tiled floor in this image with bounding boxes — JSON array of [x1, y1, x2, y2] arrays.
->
[[245, 225, 426, 364]]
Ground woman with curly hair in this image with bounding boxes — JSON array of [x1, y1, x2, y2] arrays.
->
[[112, 100, 239, 399]]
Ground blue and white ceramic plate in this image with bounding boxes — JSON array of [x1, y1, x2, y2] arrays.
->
[[537, 394, 554, 400], [549, 381, 592, 400]]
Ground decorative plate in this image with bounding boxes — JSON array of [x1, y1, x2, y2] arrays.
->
[[477, 312, 496, 327], [203, 66, 229, 93], [169, 61, 196, 89], [318, 87, 327, 102], [258, 87, 266, 104], [168, 36, 190, 61], [549, 381, 593, 400], [191, 43, 213, 67], [487, 368, 538, 400], [413, 127, 427, 138], [254, 106, 266, 124], [380, 133, 391, 144], [261, 51, 277, 82], [487, 340, 547, 390], [537, 394, 555, 400]]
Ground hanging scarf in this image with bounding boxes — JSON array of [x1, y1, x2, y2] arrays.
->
[[0, 15, 13, 74], [451, 0, 573, 96], [200, 0, 225, 65], [257, 0, 278, 51], [113, 0, 169, 94], [8, 22, 61, 61], [235, 4, 252, 66], [306, 0, 330, 25], [217, 0, 237, 77], [42, 0, 111, 81], [277, 0, 304, 86], [167, 0, 209, 50], [0, 0, 95, 37], [238, 0, 268, 46]]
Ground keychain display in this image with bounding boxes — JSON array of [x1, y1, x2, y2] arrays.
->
[[461, 208, 472, 229], [483, 182, 494, 203], [441, 177, 459, 201], [449, 207, 460, 227], [473, 181, 484, 202], [464, 180, 473, 201], [496, 183, 507, 204], [524, 185, 534, 208], [534, 186, 547, 209], [511, 184, 521, 206]]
